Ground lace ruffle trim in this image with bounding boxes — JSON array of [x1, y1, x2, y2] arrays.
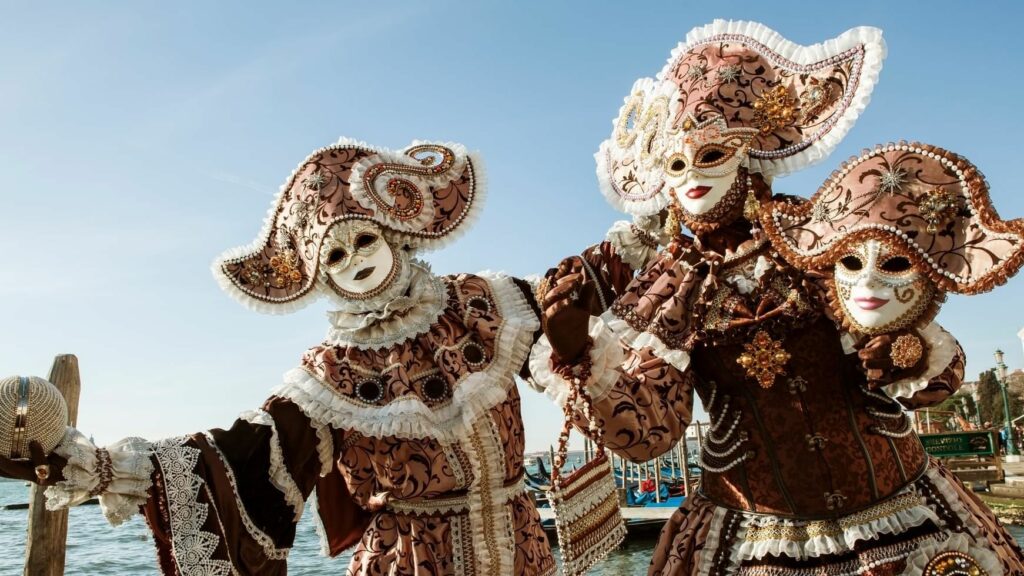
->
[[735, 489, 937, 561], [528, 316, 625, 407], [602, 309, 691, 372], [313, 421, 334, 477], [323, 262, 446, 351], [604, 219, 663, 271], [884, 322, 958, 401], [44, 427, 154, 527], [152, 437, 235, 575], [274, 272, 540, 442]]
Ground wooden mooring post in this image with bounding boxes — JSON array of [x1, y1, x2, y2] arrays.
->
[[24, 354, 81, 576], [680, 433, 692, 497]]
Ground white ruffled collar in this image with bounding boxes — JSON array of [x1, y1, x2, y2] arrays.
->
[[324, 263, 446, 350]]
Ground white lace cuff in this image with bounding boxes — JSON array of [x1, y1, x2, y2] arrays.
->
[[605, 218, 663, 271], [602, 309, 691, 372], [883, 322, 957, 402], [44, 427, 153, 526], [529, 316, 625, 407]]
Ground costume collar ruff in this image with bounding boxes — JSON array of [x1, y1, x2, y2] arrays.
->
[[324, 262, 445, 351]]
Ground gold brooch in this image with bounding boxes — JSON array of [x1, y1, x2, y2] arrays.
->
[[269, 248, 302, 289], [917, 187, 959, 234], [797, 78, 832, 123], [753, 84, 797, 135], [736, 330, 791, 389], [890, 333, 924, 369]]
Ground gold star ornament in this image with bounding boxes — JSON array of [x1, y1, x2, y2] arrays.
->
[[736, 331, 791, 389]]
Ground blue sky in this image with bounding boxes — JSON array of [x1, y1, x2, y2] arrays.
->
[[2, 1, 1024, 452]]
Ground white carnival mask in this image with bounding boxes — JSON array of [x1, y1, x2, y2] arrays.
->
[[319, 220, 399, 299], [662, 116, 757, 216], [834, 239, 935, 335]]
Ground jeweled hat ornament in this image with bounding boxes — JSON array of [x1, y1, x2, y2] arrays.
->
[[596, 20, 886, 217], [761, 142, 1024, 296], [0, 375, 68, 461], [213, 138, 484, 313]]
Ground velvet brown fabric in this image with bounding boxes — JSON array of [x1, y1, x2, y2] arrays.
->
[[691, 316, 927, 518]]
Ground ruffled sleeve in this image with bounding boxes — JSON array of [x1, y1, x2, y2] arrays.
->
[[529, 311, 695, 463], [528, 316, 626, 406], [44, 428, 153, 526], [44, 396, 361, 575], [604, 216, 665, 272]]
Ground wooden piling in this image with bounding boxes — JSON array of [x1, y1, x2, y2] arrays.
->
[[654, 457, 662, 503], [680, 432, 692, 497], [25, 355, 81, 576]]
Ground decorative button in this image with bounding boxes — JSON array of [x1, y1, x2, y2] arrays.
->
[[421, 376, 450, 403], [923, 551, 987, 576], [461, 341, 487, 367], [355, 378, 385, 404], [824, 491, 847, 511], [466, 296, 492, 314], [805, 433, 827, 451]]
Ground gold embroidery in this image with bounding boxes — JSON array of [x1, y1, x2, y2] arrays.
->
[[743, 492, 921, 542], [797, 78, 833, 123]]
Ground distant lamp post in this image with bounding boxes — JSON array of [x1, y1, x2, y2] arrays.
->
[[994, 349, 1019, 458]]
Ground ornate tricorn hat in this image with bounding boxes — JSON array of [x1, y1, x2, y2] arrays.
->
[[213, 138, 484, 313], [761, 142, 1024, 294], [597, 20, 886, 216]]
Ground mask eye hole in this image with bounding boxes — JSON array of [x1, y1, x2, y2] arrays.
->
[[327, 248, 347, 265], [880, 256, 912, 273], [699, 149, 726, 164], [666, 155, 687, 174], [355, 233, 378, 249], [840, 255, 863, 271]]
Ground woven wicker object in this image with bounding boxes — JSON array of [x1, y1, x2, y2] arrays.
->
[[0, 375, 68, 460]]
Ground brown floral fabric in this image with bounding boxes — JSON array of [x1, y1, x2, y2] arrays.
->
[[560, 211, 1022, 572], [140, 273, 557, 576]]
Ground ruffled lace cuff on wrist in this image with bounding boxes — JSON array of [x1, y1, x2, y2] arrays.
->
[[605, 219, 663, 271], [529, 316, 625, 407], [883, 323, 957, 401], [44, 427, 154, 526]]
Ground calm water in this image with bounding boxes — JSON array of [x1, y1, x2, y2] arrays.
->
[[1, 478, 1021, 575]]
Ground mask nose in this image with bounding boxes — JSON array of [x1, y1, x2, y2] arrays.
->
[[858, 267, 882, 289]]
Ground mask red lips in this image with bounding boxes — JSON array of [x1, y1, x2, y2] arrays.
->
[[854, 296, 889, 310], [685, 186, 712, 199]]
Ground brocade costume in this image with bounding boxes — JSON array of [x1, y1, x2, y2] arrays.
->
[[41, 138, 658, 575], [531, 20, 1024, 575]]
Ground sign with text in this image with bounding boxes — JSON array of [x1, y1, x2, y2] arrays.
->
[[920, 431, 996, 458]]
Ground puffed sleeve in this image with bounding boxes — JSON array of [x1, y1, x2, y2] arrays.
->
[[529, 316, 694, 463], [45, 396, 368, 574], [546, 217, 667, 314]]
